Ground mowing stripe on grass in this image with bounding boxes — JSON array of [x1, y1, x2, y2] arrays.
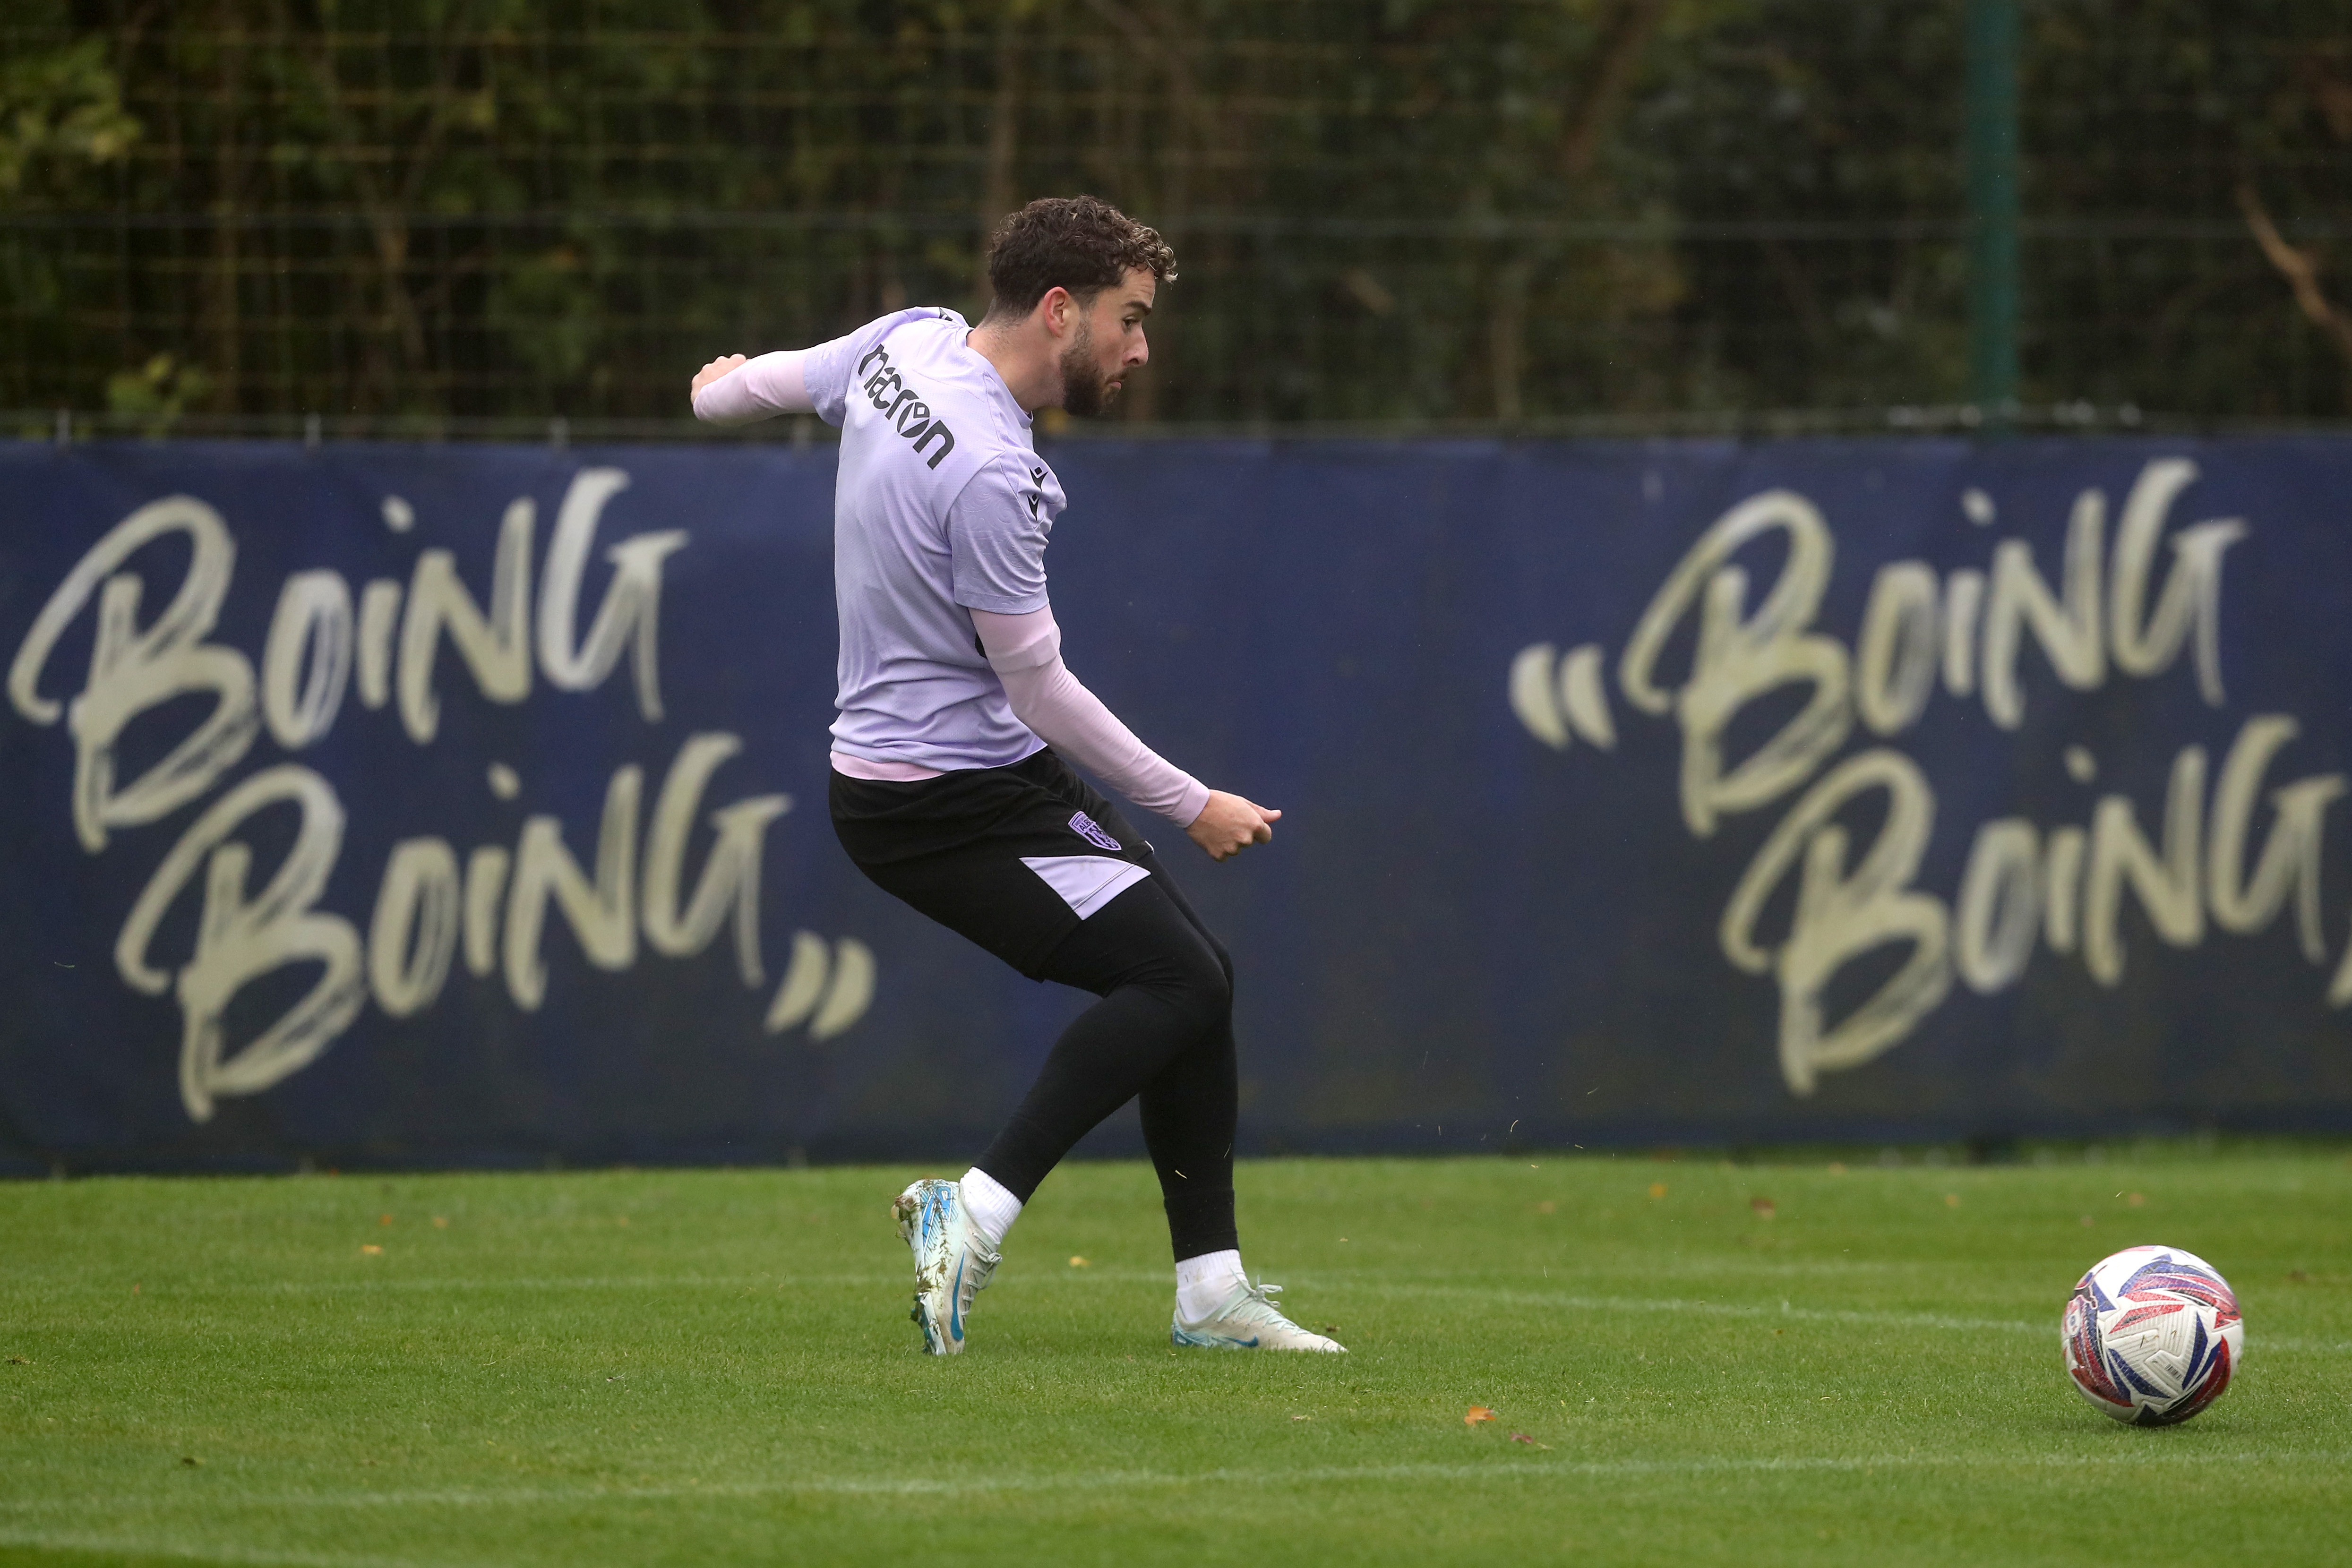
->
[[9, 1271, 2340, 1351], [6, 1446, 2343, 1519], [0, 1533, 450, 1568], [1355, 1281, 2051, 1336], [1351, 1282, 2350, 1354]]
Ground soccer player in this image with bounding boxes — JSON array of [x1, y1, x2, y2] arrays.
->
[[690, 196, 1342, 1357]]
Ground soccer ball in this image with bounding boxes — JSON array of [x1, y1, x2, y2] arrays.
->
[[2061, 1244, 2243, 1426]]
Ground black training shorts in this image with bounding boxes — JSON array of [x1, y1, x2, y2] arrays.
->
[[830, 747, 1159, 978]]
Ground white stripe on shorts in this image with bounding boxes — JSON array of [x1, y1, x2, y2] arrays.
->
[[1020, 855, 1151, 919]]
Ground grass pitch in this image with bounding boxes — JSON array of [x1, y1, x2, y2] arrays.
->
[[1, 1147, 2346, 1567]]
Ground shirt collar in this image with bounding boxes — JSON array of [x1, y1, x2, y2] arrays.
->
[[960, 329, 1034, 428]]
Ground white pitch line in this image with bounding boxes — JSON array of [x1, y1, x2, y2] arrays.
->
[[3, 1446, 2343, 1517]]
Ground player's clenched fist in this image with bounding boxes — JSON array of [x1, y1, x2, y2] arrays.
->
[[691, 353, 747, 398], [1185, 789, 1281, 861]]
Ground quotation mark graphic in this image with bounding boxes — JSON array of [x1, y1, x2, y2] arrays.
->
[[1508, 642, 1616, 752], [764, 932, 876, 1040]]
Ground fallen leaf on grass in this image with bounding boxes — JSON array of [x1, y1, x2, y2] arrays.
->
[[1750, 1197, 1776, 1218], [379, 1214, 393, 1226], [1464, 1405, 1496, 1426], [432, 1217, 449, 1228], [361, 1244, 383, 1256], [2126, 1192, 2145, 1207], [1648, 1183, 1667, 1199], [1944, 1193, 1961, 1208], [1067, 1256, 1090, 1268]]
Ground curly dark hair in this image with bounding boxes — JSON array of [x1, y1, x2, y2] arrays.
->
[[981, 196, 1177, 321]]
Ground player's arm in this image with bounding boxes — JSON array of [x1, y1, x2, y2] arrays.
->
[[972, 607, 1280, 862], [689, 350, 816, 425]]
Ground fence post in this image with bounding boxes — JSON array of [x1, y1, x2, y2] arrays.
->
[[1965, 0, 2021, 425]]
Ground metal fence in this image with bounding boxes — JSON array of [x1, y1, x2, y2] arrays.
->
[[5, 1, 2351, 431]]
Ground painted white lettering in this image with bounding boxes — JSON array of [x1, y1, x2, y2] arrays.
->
[[398, 497, 533, 744], [503, 764, 642, 1011], [2206, 715, 2343, 963], [1719, 749, 1949, 1095], [811, 939, 875, 1041], [1855, 561, 1940, 736], [2083, 745, 2207, 985], [463, 846, 510, 978], [356, 579, 402, 709], [1940, 568, 1984, 697], [9, 497, 259, 851], [641, 733, 790, 986], [764, 931, 833, 1033], [1558, 644, 1615, 749], [1956, 819, 2041, 993], [1983, 488, 2105, 729], [535, 468, 689, 722], [113, 765, 364, 1122], [1509, 643, 1570, 750], [369, 837, 461, 1017], [2043, 826, 2086, 955], [1620, 489, 1852, 836], [2107, 459, 2194, 674], [262, 570, 353, 749], [764, 931, 876, 1040], [2107, 458, 2246, 706]]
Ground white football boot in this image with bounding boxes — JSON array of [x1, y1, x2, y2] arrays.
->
[[892, 1177, 1000, 1356], [1171, 1277, 1346, 1353]]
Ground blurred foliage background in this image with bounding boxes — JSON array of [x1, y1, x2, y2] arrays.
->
[[4, 0, 2351, 432]]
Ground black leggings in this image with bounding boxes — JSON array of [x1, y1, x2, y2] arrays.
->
[[976, 855, 1239, 1262]]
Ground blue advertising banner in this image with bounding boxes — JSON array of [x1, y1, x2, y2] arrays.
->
[[4, 435, 2351, 1173]]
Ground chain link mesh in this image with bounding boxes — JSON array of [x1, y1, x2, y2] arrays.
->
[[4, 1, 2349, 433]]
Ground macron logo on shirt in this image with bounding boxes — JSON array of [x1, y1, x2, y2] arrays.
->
[[856, 343, 957, 469]]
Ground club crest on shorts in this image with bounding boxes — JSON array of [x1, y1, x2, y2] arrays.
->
[[1068, 811, 1123, 852]]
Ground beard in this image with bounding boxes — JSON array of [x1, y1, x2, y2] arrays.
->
[[1057, 320, 1116, 418]]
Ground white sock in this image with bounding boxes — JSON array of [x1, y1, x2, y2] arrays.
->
[[1174, 1249, 1247, 1321], [957, 1167, 1021, 1251]]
